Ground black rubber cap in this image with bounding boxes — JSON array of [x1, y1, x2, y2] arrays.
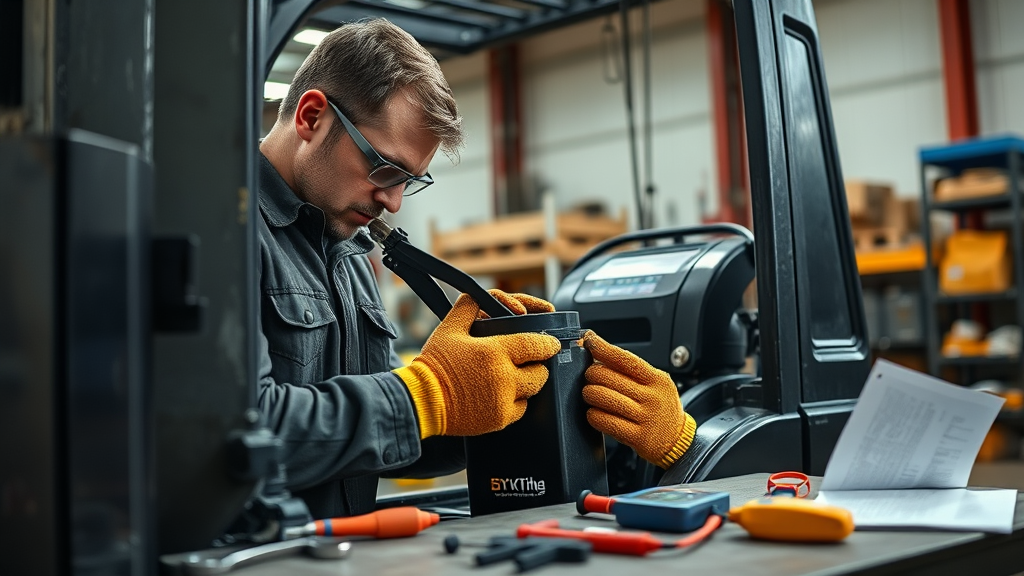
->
[[443, 534, 460, 554], [575, 490, 593, 516]]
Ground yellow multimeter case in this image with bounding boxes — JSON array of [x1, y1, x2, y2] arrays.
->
[[729, 497, 854, 542]]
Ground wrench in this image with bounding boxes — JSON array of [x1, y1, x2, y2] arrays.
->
[[181, 536, 351, 575]]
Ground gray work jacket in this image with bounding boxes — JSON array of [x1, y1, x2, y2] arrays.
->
[[257, 153, 464, 519]]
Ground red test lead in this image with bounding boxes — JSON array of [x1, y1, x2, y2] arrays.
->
[[517, 519, 666, 556]]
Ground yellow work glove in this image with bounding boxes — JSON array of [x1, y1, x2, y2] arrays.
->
[[483, 289, 556, 317], [581, 330, 696, 469], [394, 290, 561, 439]]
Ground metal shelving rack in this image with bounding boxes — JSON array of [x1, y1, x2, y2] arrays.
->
[[919, 135, 1024, 383]]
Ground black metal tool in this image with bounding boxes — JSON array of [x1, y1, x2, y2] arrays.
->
[[443, 534, 591, 573], [366, 219, 513, 320]]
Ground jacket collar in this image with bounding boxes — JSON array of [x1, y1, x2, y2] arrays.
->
[[259, 152, 304, 228], [258, 152, 375, 256]]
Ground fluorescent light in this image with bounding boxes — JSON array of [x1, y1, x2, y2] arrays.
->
[[293, 29, 330, 46], [264, 81, 291, 101], [386, 0, 427, 8]]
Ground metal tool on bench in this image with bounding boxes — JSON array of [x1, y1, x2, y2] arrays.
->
[[162, 536, 351, 575], [367, 219, 608, 516], [443, 534, 592, 572]]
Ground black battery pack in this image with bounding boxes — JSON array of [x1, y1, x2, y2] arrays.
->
[[464, 311, 609, 516]]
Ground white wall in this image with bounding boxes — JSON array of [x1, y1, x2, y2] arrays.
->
[[395, 0, 1024, 239], [816, 0, 1024, 197], [972, 0, 1024, 138], [391, 52, 492, 249], [520, 0, 711, 229], [815, 0, 947, 197], [398, 0, 712, 246]]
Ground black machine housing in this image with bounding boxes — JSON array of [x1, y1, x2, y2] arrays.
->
[[552, 224, 756, 389], [465, 312, 607, 516]]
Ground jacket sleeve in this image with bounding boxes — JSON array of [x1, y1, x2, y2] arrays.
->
[[380, 435, 466, 479], [256, 315, 425, 492]]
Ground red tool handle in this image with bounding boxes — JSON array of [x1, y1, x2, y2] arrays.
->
[[576, 489, 616, 515], [314, 507, 439, 538], [517, 520, 664, 556]]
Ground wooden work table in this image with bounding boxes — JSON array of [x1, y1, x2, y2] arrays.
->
[[205, 474, 1024, 576]]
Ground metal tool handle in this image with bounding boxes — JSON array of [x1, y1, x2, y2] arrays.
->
[[368, 219, 514, 321], [182, 537, 350, 575]]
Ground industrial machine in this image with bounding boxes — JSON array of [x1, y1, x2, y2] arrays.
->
[[654, 0, 872, 487], [552, 223, 757, 407], [554, 0, 872, 492], [552, 223, 758, 492], [1, 0, 870, 573]]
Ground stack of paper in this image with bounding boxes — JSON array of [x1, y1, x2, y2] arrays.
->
[[816, 360, 1017, 534]]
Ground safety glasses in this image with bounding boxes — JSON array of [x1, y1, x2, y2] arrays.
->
[[325, 98, 434, 197]]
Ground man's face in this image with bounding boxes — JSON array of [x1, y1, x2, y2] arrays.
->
[[293, 89, 440, 240]]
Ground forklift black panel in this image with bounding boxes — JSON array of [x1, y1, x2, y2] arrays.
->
[[554, 236, 754, 384]]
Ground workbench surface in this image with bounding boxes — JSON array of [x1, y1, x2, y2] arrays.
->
[[211, 474, 1024, 576]]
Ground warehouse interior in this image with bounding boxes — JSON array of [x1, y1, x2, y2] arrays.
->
[[2, 0, 1023, 574]]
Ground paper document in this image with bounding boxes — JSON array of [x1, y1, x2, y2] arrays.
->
[[821, 360, 1004, 491], [817, 489, 1018, 534], [817, 360, 1016, 533]]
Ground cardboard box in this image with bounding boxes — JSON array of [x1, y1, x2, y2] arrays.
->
[[901, 197, 921, 234], [845, 180, 894, 227]]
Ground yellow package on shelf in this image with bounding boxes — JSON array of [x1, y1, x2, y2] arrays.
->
[[939, 230, 1012, 295]]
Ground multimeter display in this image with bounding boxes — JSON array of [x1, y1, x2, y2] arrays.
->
[[631, 488, 714, 502]]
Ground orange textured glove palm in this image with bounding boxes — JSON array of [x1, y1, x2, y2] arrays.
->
[[395, 290, 561, 438], [581, 330, 696, 469]]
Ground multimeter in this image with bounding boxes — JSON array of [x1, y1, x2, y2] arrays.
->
[[577, 487, 730, 533]]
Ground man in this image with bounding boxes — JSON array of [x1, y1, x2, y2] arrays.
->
[[257, 18, 695, 519]]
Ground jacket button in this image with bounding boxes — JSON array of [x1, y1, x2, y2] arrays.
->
[[303, 309, 314, 324]]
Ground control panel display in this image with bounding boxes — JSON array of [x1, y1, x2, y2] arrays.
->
[[579, 249, 699, 299], [584, 250, 699, 281]]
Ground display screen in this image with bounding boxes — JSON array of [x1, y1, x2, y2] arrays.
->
[[632, 488, 713, 502], [585, 250, 698, 281]]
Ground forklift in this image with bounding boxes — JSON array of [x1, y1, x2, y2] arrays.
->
[[0, 0, 870, 572]]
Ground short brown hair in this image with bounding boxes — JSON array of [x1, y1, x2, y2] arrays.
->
[[280, 18, 464, 160]]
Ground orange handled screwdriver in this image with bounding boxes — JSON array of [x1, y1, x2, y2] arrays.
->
[[284, 507, 440, 539]]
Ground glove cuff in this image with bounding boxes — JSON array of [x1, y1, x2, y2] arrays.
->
[[657, 412, 697, 469], [394, 361, 447, 439]]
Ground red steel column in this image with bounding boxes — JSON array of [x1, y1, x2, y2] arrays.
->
[[937, 0, 979, 140], [937, 0, 985, 326], [705, 0, 750, 228], [488, 45, 524, 217]]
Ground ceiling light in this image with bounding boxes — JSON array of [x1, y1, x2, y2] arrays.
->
[[386, 0, 427, 8], [293, 29, 330, 46], [264, 81, 291, 101]]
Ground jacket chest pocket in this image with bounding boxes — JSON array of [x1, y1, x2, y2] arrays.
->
[[358, 303, 398, 372], [265, 291, 336, 367]]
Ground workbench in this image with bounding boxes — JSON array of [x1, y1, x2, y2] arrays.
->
[[212, 474, 1024, 575]]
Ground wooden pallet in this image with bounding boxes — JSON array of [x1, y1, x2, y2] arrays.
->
[[852, 226, 904, 252], [430, 208, 628, 277]]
